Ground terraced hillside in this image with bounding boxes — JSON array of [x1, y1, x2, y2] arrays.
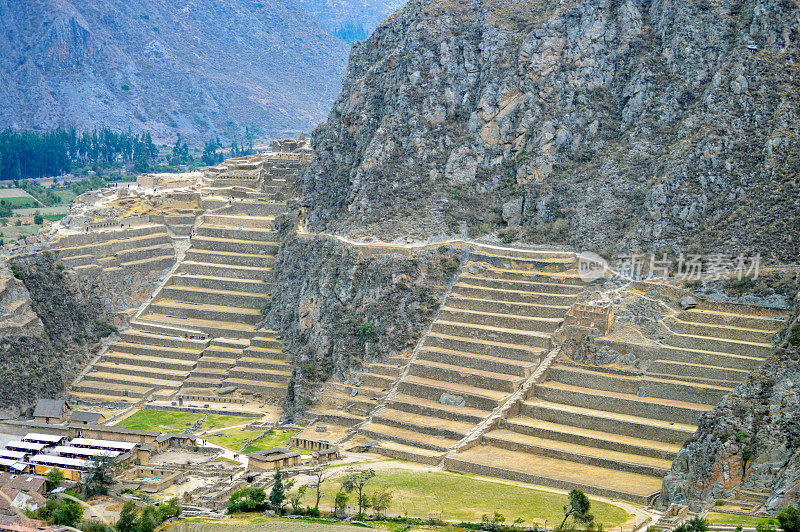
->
[[51, 224, 176, 278], [301, 245, 584, 460], [357, 246, 583, 464], [444, 299, 788, 504], [69, 154, 307, 404], [297, 239, 789, 504]]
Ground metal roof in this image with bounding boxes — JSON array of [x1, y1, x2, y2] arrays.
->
[[68, 438, 137, 451], [0, 451, 27, 460], [0, 459, 27, 471], [29, 455, 89, 469], [4, 442, 45, 452], [53, 446, 120, 459], [32, 399, 67, 419], [22, 433, 64, 444]]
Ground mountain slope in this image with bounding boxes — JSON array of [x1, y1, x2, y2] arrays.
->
[[0, 0, 349, 142], [300, 0, 800, 263], [297, 0, 406, 41]]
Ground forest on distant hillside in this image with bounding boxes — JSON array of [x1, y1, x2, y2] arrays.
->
[[0, 127, 258, 182], [0, 128, 159, 180]]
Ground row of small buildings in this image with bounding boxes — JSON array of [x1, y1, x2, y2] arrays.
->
[[0, 433, 137, 481]]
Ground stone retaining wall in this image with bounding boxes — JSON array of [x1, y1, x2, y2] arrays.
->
[[443, 455, 653, 505]]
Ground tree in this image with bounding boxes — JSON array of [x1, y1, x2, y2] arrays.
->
[[269, 469, 287, 510], [685, 517, 708, 532], [289, 485, 307, 513], [341, 469, 375, 517], [755, 522, 777, 532], [334, 491, 349, 516], [82, 455, 118, 498], [116, 501, 138, 532], [33, 213, 44, 225], [52, 499, 84, 527], [201, 138, 223, 166], [675, 518, 709, 532], [137, 505, 160, 532], [371, 489, 393, 518], [313, 469, 327, 510], [228, 487, 266, 514], [355, 322, 375, 340], [170, 133, 191, 165], [779, 507, 799, 532], [46, 468, 65, 492], [158, 498, 182, 521], [561, 489, 593, 529], [80, 519, 114, 532]]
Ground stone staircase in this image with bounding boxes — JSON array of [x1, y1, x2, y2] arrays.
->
[[355, 246, 584, 465], [70, 157, 299, 403], [443, 297, 788, 504]]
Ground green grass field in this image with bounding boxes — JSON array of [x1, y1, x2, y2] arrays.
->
[[120, 409, 249, 433], [0, 196, 38, 208], [206, 428, 299, 453], [298, 468, 630, 527], [53, 189, 76, 203], [0, 224, 43, 242], [705, 513, 778, 527]]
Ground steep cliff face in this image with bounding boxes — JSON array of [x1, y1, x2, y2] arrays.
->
[[0, 0, 349, 142], [0, 254, 112, 417], [301, 0, 799, 262], [262, 218, 458, 415], [664, 328, 800, 510]]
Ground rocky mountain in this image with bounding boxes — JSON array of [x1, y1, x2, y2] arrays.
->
[[300, 0, 800, 263], [0, 0, 349, 143], [0, 253, 112, 418], [298, 0, 406, 42]]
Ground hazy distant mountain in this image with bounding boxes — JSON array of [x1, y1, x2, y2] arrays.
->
[[298, 0, 406, 42], [0, 0, 349, 143]]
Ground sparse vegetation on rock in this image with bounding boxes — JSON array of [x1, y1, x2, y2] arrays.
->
[[301, 0, 800, 263], [0, 253, 111, 416], [262, 216, 458, 415]]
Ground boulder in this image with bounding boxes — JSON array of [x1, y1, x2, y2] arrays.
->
[[439, 392, 466, 407], [502, 197, 524, 227]]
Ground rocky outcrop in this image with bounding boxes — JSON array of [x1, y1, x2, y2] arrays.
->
[[663, 325, 800, 510], [0, 253, 113, 417], [262, 217, 459, 416], [0, 0, 348, 142], [301, 0, 800, 262]]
